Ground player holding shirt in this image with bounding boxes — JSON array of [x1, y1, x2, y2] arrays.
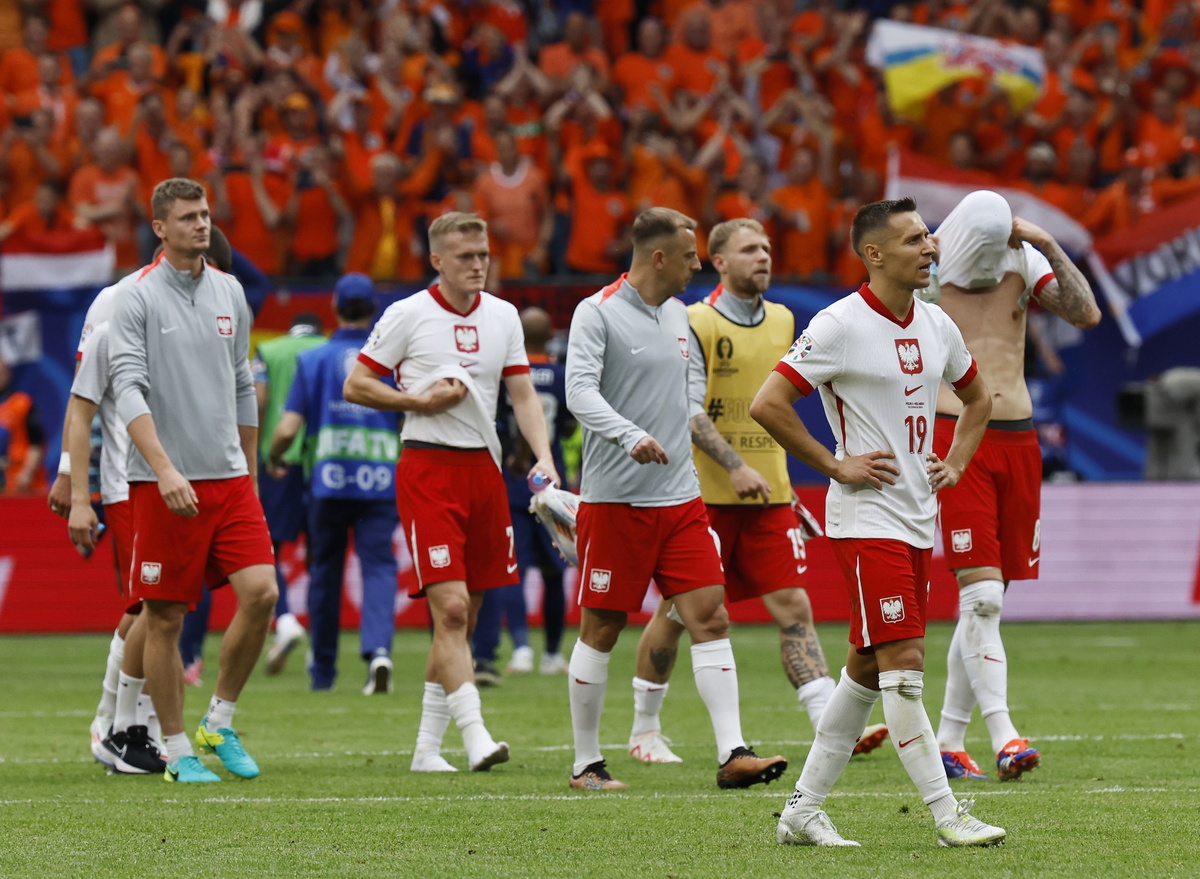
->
[[564, 207, 787, 791], [109, 178, 277, 784], [344, 212, 558, 773], [928, 190, 1101, 781], [754, 197, 1005, 847]]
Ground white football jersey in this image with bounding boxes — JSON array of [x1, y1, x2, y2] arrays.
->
[[775, 285, 977, 547], [71, 321, 130, 505], [77, 274, 136, 358], [358, 284, 528, 449]]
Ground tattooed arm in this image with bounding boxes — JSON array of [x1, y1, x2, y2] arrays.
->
[[1013, 217, 1103, 330], [690, 412, 772, 504]]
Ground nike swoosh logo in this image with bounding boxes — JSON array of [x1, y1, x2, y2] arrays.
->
[[630, 346, 647, 355], [904, 385, 922, 396], [161, 326, 179, 334], [897, 734, 924, 748], [507, 563, 518, 573], [1028, 557, 1039, 567], [983, 655, 1005, 663]]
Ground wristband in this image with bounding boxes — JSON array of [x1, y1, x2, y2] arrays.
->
[[58, 451, 71, 475]]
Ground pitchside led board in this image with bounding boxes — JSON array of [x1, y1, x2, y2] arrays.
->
[[3, 483, 1199, 633]]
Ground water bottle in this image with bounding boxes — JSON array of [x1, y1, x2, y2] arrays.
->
[[528, 472, 551, 493]]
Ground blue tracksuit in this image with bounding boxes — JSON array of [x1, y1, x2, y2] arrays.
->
[[285, 328, 400, 689]]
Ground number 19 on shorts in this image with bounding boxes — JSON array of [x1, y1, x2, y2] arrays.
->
[[905, 415, 928, 454]]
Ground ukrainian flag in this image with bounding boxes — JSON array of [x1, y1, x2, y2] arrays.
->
[[865, 20, 1045, 121]]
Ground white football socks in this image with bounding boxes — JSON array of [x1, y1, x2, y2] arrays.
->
[[568, 639, 610, 775], [206, 696, 235, 732], [691, 639, 743, 765], [415, 681, 452, 753], [164, 732, 193, 763], [793, 670, 878, 807], [878, 669, 957, 822], [113, 672, 145, 734], [797, 675, 837, 733], [95, 629, 124, 723], [937, 619, 974, 752], [957, 580, 1020, 752], [446, 682, 497, 763], [136, 693, 160, 742], [631, 677, 669, 738]]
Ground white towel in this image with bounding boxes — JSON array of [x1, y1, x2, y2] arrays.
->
[[408, 365, 502, 468]]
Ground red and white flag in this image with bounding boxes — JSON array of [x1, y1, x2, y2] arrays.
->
[[0, 225, 114, 292]]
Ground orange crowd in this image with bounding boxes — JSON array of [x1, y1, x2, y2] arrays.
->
[[2, 0, 1200, 290]]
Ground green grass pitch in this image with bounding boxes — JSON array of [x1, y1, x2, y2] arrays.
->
[[1, 620, 1197, 878]]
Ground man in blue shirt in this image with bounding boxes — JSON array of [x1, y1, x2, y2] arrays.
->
[[268, 274, 401, 694]]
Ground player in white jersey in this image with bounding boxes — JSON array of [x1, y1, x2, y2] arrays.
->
[[928, 190, 1101, 782], [344, 212, 558, 773], [752, 197, 1005, 848]]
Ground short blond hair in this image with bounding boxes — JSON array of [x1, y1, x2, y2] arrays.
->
[[428, 211, 488, 252], [151, 177, 207, 220], [708, 218, 766, 257]]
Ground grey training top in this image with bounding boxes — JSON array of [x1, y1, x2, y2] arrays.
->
[[109, 256, 257, 482], [566, 276, 700, 506]]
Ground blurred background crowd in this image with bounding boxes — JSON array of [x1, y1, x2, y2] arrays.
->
[[5, 0, 1200, 289]]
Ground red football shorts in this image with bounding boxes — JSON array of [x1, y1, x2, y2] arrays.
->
[[103, 499, 141, 615], [128, 476, 274, 606], [934, 417, 1042, 580], [706, 504, 807, 603], [830, 537, 931, 653], [576, 497, 724, 613], [396, 448, 517, 596]]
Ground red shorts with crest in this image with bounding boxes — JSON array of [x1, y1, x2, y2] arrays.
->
[[128, 476, 274, 606], [934, 416, 1042, 580], [576, 497, 723, 613], [396, 448, 517, 596], [830, 537, 931, 653]]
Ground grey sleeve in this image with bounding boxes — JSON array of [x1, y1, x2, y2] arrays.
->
[[234, 293, 257, 427], [109, 287, 152, 427], [565, 300, 648, 453], [686, 327, 707, 419]]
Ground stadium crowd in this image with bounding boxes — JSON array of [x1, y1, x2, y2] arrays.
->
[[3, 0, 1200, 289]]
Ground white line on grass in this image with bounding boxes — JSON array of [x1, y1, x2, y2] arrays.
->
[[3, 787, 1197, 808]]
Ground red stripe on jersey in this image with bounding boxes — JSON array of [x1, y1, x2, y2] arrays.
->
[[502, 364, 531, 376], [1030, 272, 1054, 302], [830, 383, 847, 447], [428, 282, 481, 316], [773, 362, 815, 396], [137, 252, 166, 281], [357, 352, 391, 376], [598, 273, 629, 303], [705, 283, 724, 305], [858, 283, 914, 328], [951, 359, 979, 389]]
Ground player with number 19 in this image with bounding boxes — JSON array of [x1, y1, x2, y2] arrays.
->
[[752, 197, 1004, 848]]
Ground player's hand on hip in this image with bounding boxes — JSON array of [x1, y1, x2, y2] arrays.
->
[[630, 436, 669, 465], [418, 378, 468, 415], [47, 473, 72, 519], [925, 452, 962, 491], [730, 464, 772, 505], [834, 450, 899, 489], [68, 502, 100, 552], [159, 468, 199, 517]]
